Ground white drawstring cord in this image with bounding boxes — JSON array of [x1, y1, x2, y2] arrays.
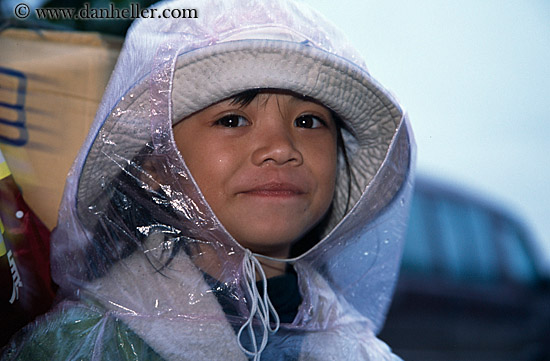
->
[[237, 249, 280, 361]]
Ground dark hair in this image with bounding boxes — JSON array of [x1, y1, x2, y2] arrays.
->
[[84, 144, 188, 279]]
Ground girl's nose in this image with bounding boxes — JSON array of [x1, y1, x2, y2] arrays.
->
[[250, 123, 303, 167]]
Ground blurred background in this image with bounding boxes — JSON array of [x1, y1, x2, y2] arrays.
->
[[1, 0, 549, 359], [301, 0, 550, 273]]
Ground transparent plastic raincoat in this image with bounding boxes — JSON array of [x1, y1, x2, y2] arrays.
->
[[1, 0, 415, 360]]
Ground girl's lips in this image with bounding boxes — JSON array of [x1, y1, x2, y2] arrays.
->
[[239, 182, 307, 197]]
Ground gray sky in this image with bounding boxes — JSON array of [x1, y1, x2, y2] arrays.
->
[[303, 0, 550, 271]]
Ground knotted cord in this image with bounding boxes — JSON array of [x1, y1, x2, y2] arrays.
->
[[237, 249, 281, 361]]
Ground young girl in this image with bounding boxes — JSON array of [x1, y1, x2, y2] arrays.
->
[[2, 0, 415, 360]]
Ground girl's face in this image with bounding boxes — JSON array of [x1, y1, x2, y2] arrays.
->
[[173, 92, 338, 258]]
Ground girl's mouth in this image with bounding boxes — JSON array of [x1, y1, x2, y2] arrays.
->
[[240, 182, 307, 197]]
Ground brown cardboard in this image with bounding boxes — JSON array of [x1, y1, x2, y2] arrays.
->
[[0, 28, 122, 230]]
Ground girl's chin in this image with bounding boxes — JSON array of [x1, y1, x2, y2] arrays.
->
[[233, 236, 297, 258]]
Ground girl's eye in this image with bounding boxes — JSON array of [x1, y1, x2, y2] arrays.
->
[[294, 115, 326, 129], [215, 114, 249, 128]]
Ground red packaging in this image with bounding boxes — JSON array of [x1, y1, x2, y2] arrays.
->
[[0, 150, 55, 346]]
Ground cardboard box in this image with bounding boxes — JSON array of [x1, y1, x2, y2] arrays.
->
[[0, 28, 122, 230]]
